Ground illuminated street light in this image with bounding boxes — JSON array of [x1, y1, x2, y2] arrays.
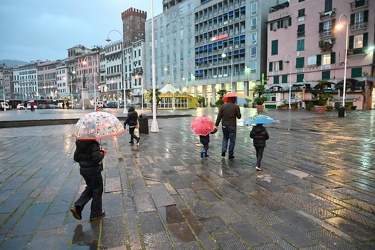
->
[[336, 14, 348, 117], [106, 29, 127, 114]]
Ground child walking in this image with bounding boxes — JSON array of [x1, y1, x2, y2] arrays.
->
[[199, 128, 217, 158], [71, 140, 106, 221], [250, 124, 269, 171]]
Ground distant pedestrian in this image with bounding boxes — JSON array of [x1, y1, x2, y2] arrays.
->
[[71, 140, 106, 221], [215, 97, 241, 159], [62, 102, 65, 109], [199, 128, 217, 158], [24, 101, 27, 111], [124, 106, 140, 146], [250, 124, 269, 171]]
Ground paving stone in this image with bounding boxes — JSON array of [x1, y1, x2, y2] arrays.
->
[[231, 221, 269, 247], [101, 216, 127, 249], [138, 211, 165, 235]]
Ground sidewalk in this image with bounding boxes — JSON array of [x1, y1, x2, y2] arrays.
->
[[0, 107, 374, 249]]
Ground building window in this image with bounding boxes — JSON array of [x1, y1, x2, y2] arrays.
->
[[322, 71, 330, 80], [325, 0, 333, 11], [271, 40, 278, 55], [298, 9, 305, 17], [297, 39, 305, 51], [349, 33, 368, 54], [282, 75, 288, 83], [251, 32, 257, 45], [251, 2, 257, 16], [322, 54, 331, 65], [296, 57, 304, 68], [273, 76, 279, 84], [351, 67, 362, 78], [251, 17, 257, 28], [250, 47, 257, 59], [297, 74, 304, 82], [354, 34, 363, 49], [250, 61, 257, 73], [297, 24, 305, 37]]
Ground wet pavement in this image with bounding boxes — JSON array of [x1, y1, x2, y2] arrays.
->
[[0, 107, 374, 249]]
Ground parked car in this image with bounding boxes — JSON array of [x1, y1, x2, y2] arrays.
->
[[17, 103, 27, 110], [104, 101, 119, 108], [1, 102, 11, 110]]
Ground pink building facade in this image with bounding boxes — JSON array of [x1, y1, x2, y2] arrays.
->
[[266, 0, 374, 110]]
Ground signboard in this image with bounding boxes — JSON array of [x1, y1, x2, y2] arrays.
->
[[211, 34, 228, 42]]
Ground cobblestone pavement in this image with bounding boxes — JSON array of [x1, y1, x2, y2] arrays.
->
[[0, 108, 374, 249]]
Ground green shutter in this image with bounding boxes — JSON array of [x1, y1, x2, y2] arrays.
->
[[274, 75, 279, 84], [282, 75, 288, 83], [319, 22, 323, 32], [269, 62, 273, 72], [272, 40, 278, 55], [351, 67, 362, 78], [364, 10, 368, 22], [297, 74, 304, 82], [350, 14, 355, 26], [363, 33, 368, 47], [349, 35, 354, 49], [289, 17, 292, 26], [322, 71, 330, 80], [316, 54, 322, 66], [330, 52, 336, 64], [279, 60, 283, 71]]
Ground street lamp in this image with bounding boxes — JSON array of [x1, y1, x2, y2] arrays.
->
[[336, 14, 348, 116], [284, 55, 292, 109], [222, 47, 233, 90], [106, 29, 127, 114], [150, 0, 159, 132], [82, 56, 97, 110], [164, 64, 176, 110], [69, 71, 76, 109]]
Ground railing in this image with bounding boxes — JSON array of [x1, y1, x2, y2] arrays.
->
[[350, 22, 367, 31]]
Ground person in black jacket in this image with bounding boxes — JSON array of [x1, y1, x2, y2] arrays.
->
[[71, 140, 106, 221], [250, 124, 269, 171], [199, 128, 217, 158], [124, 106, 140, 146], [215, 97, 242, 159]]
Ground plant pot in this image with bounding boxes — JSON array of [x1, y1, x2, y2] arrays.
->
[[256, 104, 264, 112], [314, 105, 325, 114], [291, 106, 298, 110]]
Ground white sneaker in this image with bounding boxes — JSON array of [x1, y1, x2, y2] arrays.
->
[[136, 140, 140, 146], [255, 166, 261, 171]]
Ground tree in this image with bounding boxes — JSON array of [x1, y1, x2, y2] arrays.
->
[[215, 89, 227, 106], [252, 84, 267, 105], [147, 88, 161, 106]]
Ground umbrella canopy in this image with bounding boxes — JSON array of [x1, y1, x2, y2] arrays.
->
[[72, 111, 125, 140], [222, 92, 249, 103], [244, 115, 276, 125], [190, 116, 215, 136]]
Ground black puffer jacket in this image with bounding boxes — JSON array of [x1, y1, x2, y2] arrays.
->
[[250, 124, 269, 147], [74, 140, 104, 175], [124, 106, 138, 128]]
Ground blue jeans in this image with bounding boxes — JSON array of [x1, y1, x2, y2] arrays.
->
[[221, 125, 236, 156]]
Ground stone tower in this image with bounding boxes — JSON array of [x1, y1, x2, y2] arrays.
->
[[121, 8, 147, 47]]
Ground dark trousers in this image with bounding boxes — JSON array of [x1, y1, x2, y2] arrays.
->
[[129, 127, 140, 142], [221, 125, 237, 156], [202, 143, 209, 152], [74, 172, 103, 218], [255, 147, 265, 167]]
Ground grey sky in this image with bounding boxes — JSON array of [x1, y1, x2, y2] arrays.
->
[[0, 0, 163, 62]]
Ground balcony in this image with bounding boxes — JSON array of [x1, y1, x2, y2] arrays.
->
[[319, 30, 333, 38], [350, 22, 367, 31], [319, 9, 336, 20]]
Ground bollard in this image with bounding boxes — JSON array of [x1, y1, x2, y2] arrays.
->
[[338, 106, 345, 117]]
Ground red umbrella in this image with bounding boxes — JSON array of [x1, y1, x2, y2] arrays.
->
[[190, 116, 215, 136], [222, 92, 250, 103]]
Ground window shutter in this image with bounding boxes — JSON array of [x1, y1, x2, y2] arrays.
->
[[316, 55, 322, 66], [289, 17, 292, 26], [363, 33, 368, 47], [274, 75, 279, 84], [269, 62, 273, 72], [282, 75, 288, 83], [330, 52, 336, 64], [364, 10, 368, 22], [279, 60, 283, 71], [319, 22, 323, 33], [349, 35, 354, 49], [350, 14, 355, 26]]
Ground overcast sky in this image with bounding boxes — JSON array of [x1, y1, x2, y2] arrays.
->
[[0, 0, 163, 63]]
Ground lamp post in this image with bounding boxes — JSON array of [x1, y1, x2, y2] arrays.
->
[[221, 47, 233, 90], [106, 29, 127, 114], [336, 14, 348, 116], [150, 0, 159, 132], [69, 71, 76, 109], [82, 56, 97, 110], [164, 63, 176, 110], [1, 78, 5, 111], [284, 55, 292, 109]]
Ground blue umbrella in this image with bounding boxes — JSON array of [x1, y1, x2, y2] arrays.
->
[[244, 115, 275, 125], [235, 97, 252, 105]]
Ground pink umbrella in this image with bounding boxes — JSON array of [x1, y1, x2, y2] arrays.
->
[[190, 116, 215, 136]]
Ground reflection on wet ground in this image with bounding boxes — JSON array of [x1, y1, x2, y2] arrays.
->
[[0, 108, 374, 249]]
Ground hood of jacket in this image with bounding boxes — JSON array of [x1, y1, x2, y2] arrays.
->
[[128, 106, 135, 112]]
